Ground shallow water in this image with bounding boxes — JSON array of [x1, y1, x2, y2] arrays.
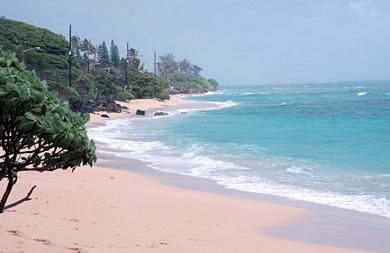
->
[[89, 81, 390, 218]]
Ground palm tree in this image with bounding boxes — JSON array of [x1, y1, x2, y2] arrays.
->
[[80, 39, 96, 74], [71, 36, 81, 50]]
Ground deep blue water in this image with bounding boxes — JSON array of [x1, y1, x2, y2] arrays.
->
[[89, 81, 390, 218]]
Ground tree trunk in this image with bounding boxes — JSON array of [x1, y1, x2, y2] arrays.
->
[[0, 169, 14, 213], [96, 90, 101, 102]]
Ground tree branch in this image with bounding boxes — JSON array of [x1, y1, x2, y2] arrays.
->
[[3, 185, 37, 211]]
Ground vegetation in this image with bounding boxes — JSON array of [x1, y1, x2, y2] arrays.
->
[[158, 53, 219, 94], [0, 50, 96, 212], [0, 17, 218, 112], [0, 17, 218, 211]]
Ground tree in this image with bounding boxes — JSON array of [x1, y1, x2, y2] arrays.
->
[[208, 78, 219, 90], [71, 36, 81, 50], [190, 64, 202, 78], [156, 53, 218, 94], [178, 59, 191, 74], [71, 36, 83, 68], [0, 49, 96, 212], [110, 40, 120, 67], [75, 48, 82, 68], [157, 53, 177, 82], [128, 48, 141, 71], [97, 41, 110, 67], [80, 39, 96, 74]]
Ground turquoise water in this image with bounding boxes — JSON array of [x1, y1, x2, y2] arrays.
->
[[89, 81, 390, 218]]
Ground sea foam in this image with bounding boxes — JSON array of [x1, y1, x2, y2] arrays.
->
[[90, 119, 390, 219]]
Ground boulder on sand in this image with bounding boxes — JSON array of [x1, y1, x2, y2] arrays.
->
[[154, 111, 169, 117], [136, 109, 146, 116]]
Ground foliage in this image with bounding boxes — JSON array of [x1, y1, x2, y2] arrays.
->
[[80, 39, 96, 74], [94, 71, 122, 100], [127, 48, 143, 71], [116, 89, 134, 101], [97, 41, 110, 67], [129, 72, 170, 99], [157, 53, 218, 94], [0, 49, 96, 212], [110, 40, 120, 67], [208, 78, 219, 90], [157, 93, 170, 101], [0, 17, 219, 112]]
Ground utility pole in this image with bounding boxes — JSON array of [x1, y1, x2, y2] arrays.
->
[[124, 42, 129, 89], [154, 51, 157, 77], [68, 24, 72, 87], [87, 42, 90, 74]]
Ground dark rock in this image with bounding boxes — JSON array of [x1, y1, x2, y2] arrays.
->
[[136, 109, 146, 116], [71, 100, 124, 114], [154, 111, 169, 117], [70, 100, 96, 114], [95, 101, 122, 113], [100, 114, 110, 118]]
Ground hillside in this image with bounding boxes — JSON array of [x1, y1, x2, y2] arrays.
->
[[0, 17, 70, 96], [0, 17, 218, 112]]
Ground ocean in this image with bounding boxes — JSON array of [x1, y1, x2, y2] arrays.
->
[[89, 81, 390, 218]]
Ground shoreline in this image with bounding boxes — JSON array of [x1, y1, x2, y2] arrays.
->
[[87, 96, 218, 125], [1, 97, 388, 253], [89, 97, 390, 252], [95, 141, 390, 253]]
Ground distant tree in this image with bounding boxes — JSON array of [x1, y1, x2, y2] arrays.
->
[[71, 36, 81, 50], [128, 48, 141, 71], [82, 52, 89, 68], [80, 39, 96, 74], [75, 49, 83, 67], [208, 78, 219, 90], [157, 53, 177, 82], [110, 40, 120, 67], [69, 36, 83, 68], [157, 53, 217, 94], [0, 50, 96, 212], [97, 41, 110, 67], [178, 59, 191, 74], [190, 64, 202, 78]]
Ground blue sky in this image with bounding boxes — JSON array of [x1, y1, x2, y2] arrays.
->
[[2, 0, 390, 85]]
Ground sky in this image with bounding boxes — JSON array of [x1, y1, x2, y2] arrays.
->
[[2, 0, 390, 85]]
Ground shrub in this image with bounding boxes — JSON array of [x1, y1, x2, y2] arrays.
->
[[116, 89, 134, 101], [0, 49, 96, 212], [157, 93, 170, 101]]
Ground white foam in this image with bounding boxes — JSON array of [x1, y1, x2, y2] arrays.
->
[[87, 103, 390, 219], [173, 91, 221, 98], [358, 92, 367, 96], [213, 175, 390, 218], [219, 90, 269, 96], [92, 125, 390, 218], [177, 100, 237, 114], [207, 100, 237, 109], [286, 165, 313, 176]]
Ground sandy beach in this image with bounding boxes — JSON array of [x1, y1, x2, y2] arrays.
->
[[0, 98, 382, 253], [88, 97, 214, 123]]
